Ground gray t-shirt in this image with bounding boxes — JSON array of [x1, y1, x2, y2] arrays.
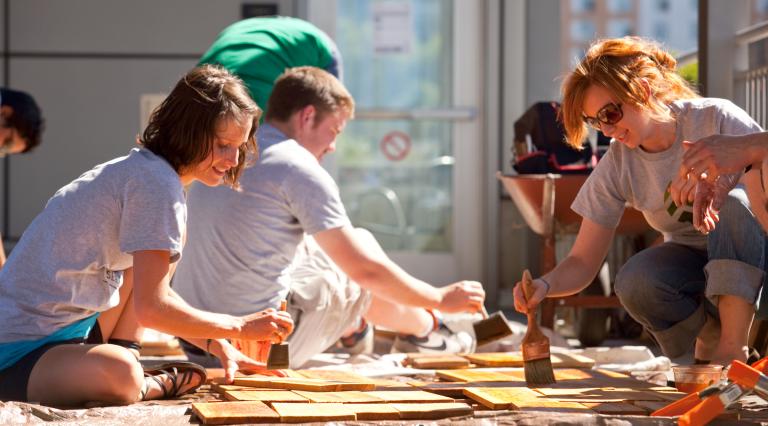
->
[[572, 98, 762, 250], [173, 123, 350, 316], [0, 148, 186, 342]]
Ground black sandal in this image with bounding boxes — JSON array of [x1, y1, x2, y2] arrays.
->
[[141, 361, 207, 400]]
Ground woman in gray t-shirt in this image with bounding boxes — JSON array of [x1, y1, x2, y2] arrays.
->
[[513, 36, 764, 368], [0, 65, 294, 406]]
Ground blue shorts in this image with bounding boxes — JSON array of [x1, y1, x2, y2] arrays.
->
[[0, 315, 98, 402]]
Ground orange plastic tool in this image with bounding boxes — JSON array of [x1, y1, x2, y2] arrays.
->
[[652, 357, 768, 418]]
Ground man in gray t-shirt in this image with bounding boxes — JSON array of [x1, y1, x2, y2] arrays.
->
[[174, 67, 486, 368]]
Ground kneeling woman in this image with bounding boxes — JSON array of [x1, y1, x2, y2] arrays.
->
[[0, 65, 294, 406]]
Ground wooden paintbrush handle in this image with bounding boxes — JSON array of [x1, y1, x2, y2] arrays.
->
[[521, 269, 537, 311], [521, 269, 545, 340]]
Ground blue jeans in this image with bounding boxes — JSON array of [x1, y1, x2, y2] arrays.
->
[[615, 188, 766, 358]]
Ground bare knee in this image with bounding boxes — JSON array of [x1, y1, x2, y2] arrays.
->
[[90, 347, 144, 404]]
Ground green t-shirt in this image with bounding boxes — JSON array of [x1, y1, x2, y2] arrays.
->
[[199, 16, 340, 112]]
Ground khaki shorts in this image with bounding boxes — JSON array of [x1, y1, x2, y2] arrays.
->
[[285, 236, 371, 368]]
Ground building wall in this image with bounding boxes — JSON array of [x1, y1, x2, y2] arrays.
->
[[1, 0, 293, 241]]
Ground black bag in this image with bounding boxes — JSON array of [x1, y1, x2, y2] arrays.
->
[[512, 102, 607, 174]]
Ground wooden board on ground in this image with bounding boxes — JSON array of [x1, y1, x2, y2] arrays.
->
[[464, 352, 594, 368], [297, 369, 408, 389], [344, 403, 401, 420], [631, 400, 669, 413], [232, 376, 375, 392], [581, 402, 649, 415], [407, 354, 471, 369], [391, 402, 473, 420], [533, 387, 666, 402], [292, 390, 384, 403], [191, 401, 279, 425], [436, 368, 592, 383], [223, 390, 308, 403], [436, 369, 523, 382], [271, 402, 356, 422], [366, 390, 455, 403], [462, 387, 542, 410], [409, 381, 480, 398]]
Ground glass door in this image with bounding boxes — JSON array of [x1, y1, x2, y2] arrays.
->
[[306, 0, 484, 283]]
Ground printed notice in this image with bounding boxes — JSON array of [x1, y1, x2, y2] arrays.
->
[[372, 1, 412, 54]]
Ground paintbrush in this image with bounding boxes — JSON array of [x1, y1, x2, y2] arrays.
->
[[266, 300, 290, 370], [521, 269, 555, 386], [472, 306, 514, 348]]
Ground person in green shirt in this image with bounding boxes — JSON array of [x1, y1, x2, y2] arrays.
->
[[199, 16, 342, 111]]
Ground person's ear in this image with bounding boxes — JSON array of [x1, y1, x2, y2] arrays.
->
[[300, 105, 316, 127], [639, 78, 652, 100], [0, 105, 13, 125]]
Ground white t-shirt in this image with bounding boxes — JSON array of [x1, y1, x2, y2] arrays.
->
[[173, 124, 350, 316], [572, 98, 762, 250], [0, 148, 186, 342]]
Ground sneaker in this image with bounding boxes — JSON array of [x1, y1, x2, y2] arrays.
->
[[336, 321, 374, 355], [391, 323, 476, 354]]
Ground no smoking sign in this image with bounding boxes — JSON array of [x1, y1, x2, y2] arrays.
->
[[379, 130, 412, 161]]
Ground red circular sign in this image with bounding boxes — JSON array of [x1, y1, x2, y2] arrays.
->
[[379, 131, 412, 162]]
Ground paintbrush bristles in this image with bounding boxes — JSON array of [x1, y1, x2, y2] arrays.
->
[[525, 358, 556, 385], [521, 268, 556, 386]]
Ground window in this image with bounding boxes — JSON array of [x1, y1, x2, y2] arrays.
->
[[607, 0, 632, 13], [571, 0, 596, 13], [571, 19, 596, 42], [656, 0, 670, 13], [607, 19, 633, 38]]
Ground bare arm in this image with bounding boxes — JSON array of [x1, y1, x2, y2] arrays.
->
[[313, 226, 484, 313], [131, 250, 293, 341], [513, 217, 615, 313]]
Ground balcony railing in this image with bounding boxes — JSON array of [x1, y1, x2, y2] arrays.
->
[[737, 21, 768, 129]]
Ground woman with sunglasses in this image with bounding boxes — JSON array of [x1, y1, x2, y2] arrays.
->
[[513, 36, 764, 367]]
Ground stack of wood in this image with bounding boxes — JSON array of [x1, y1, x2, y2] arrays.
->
[[190, 351, 694, 424]]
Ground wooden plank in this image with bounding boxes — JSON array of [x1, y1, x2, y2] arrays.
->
[[533, 387, 666, 402], [191, 401, 279, 425], [223, 390, 308, 403], [436, 369, 523, 382], [631, 400, 669, 413], [656, 391, 688, 401], [411, 354, 471, 369], [580, 402, 649, 415], [212, 384, 257, 394], [271, 402, 356, 422], [366, 390, 454, 403], [297, 369, 407, 389], [462, 387, 542, 410], [464, 352, 594, 368], [391, 402, 473, 420], [292, 390, 384, 403], [344, 403, 401, 420], [296, 369, 370, 382], [232, 376, 375, 391], [409, 381, 477, 398], [553, 369, 595, 380]]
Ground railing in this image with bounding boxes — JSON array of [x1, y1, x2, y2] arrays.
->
[[737, 21, 768, 129]]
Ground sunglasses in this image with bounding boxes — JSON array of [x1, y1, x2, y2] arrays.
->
[[583, 102, 623, 130]]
